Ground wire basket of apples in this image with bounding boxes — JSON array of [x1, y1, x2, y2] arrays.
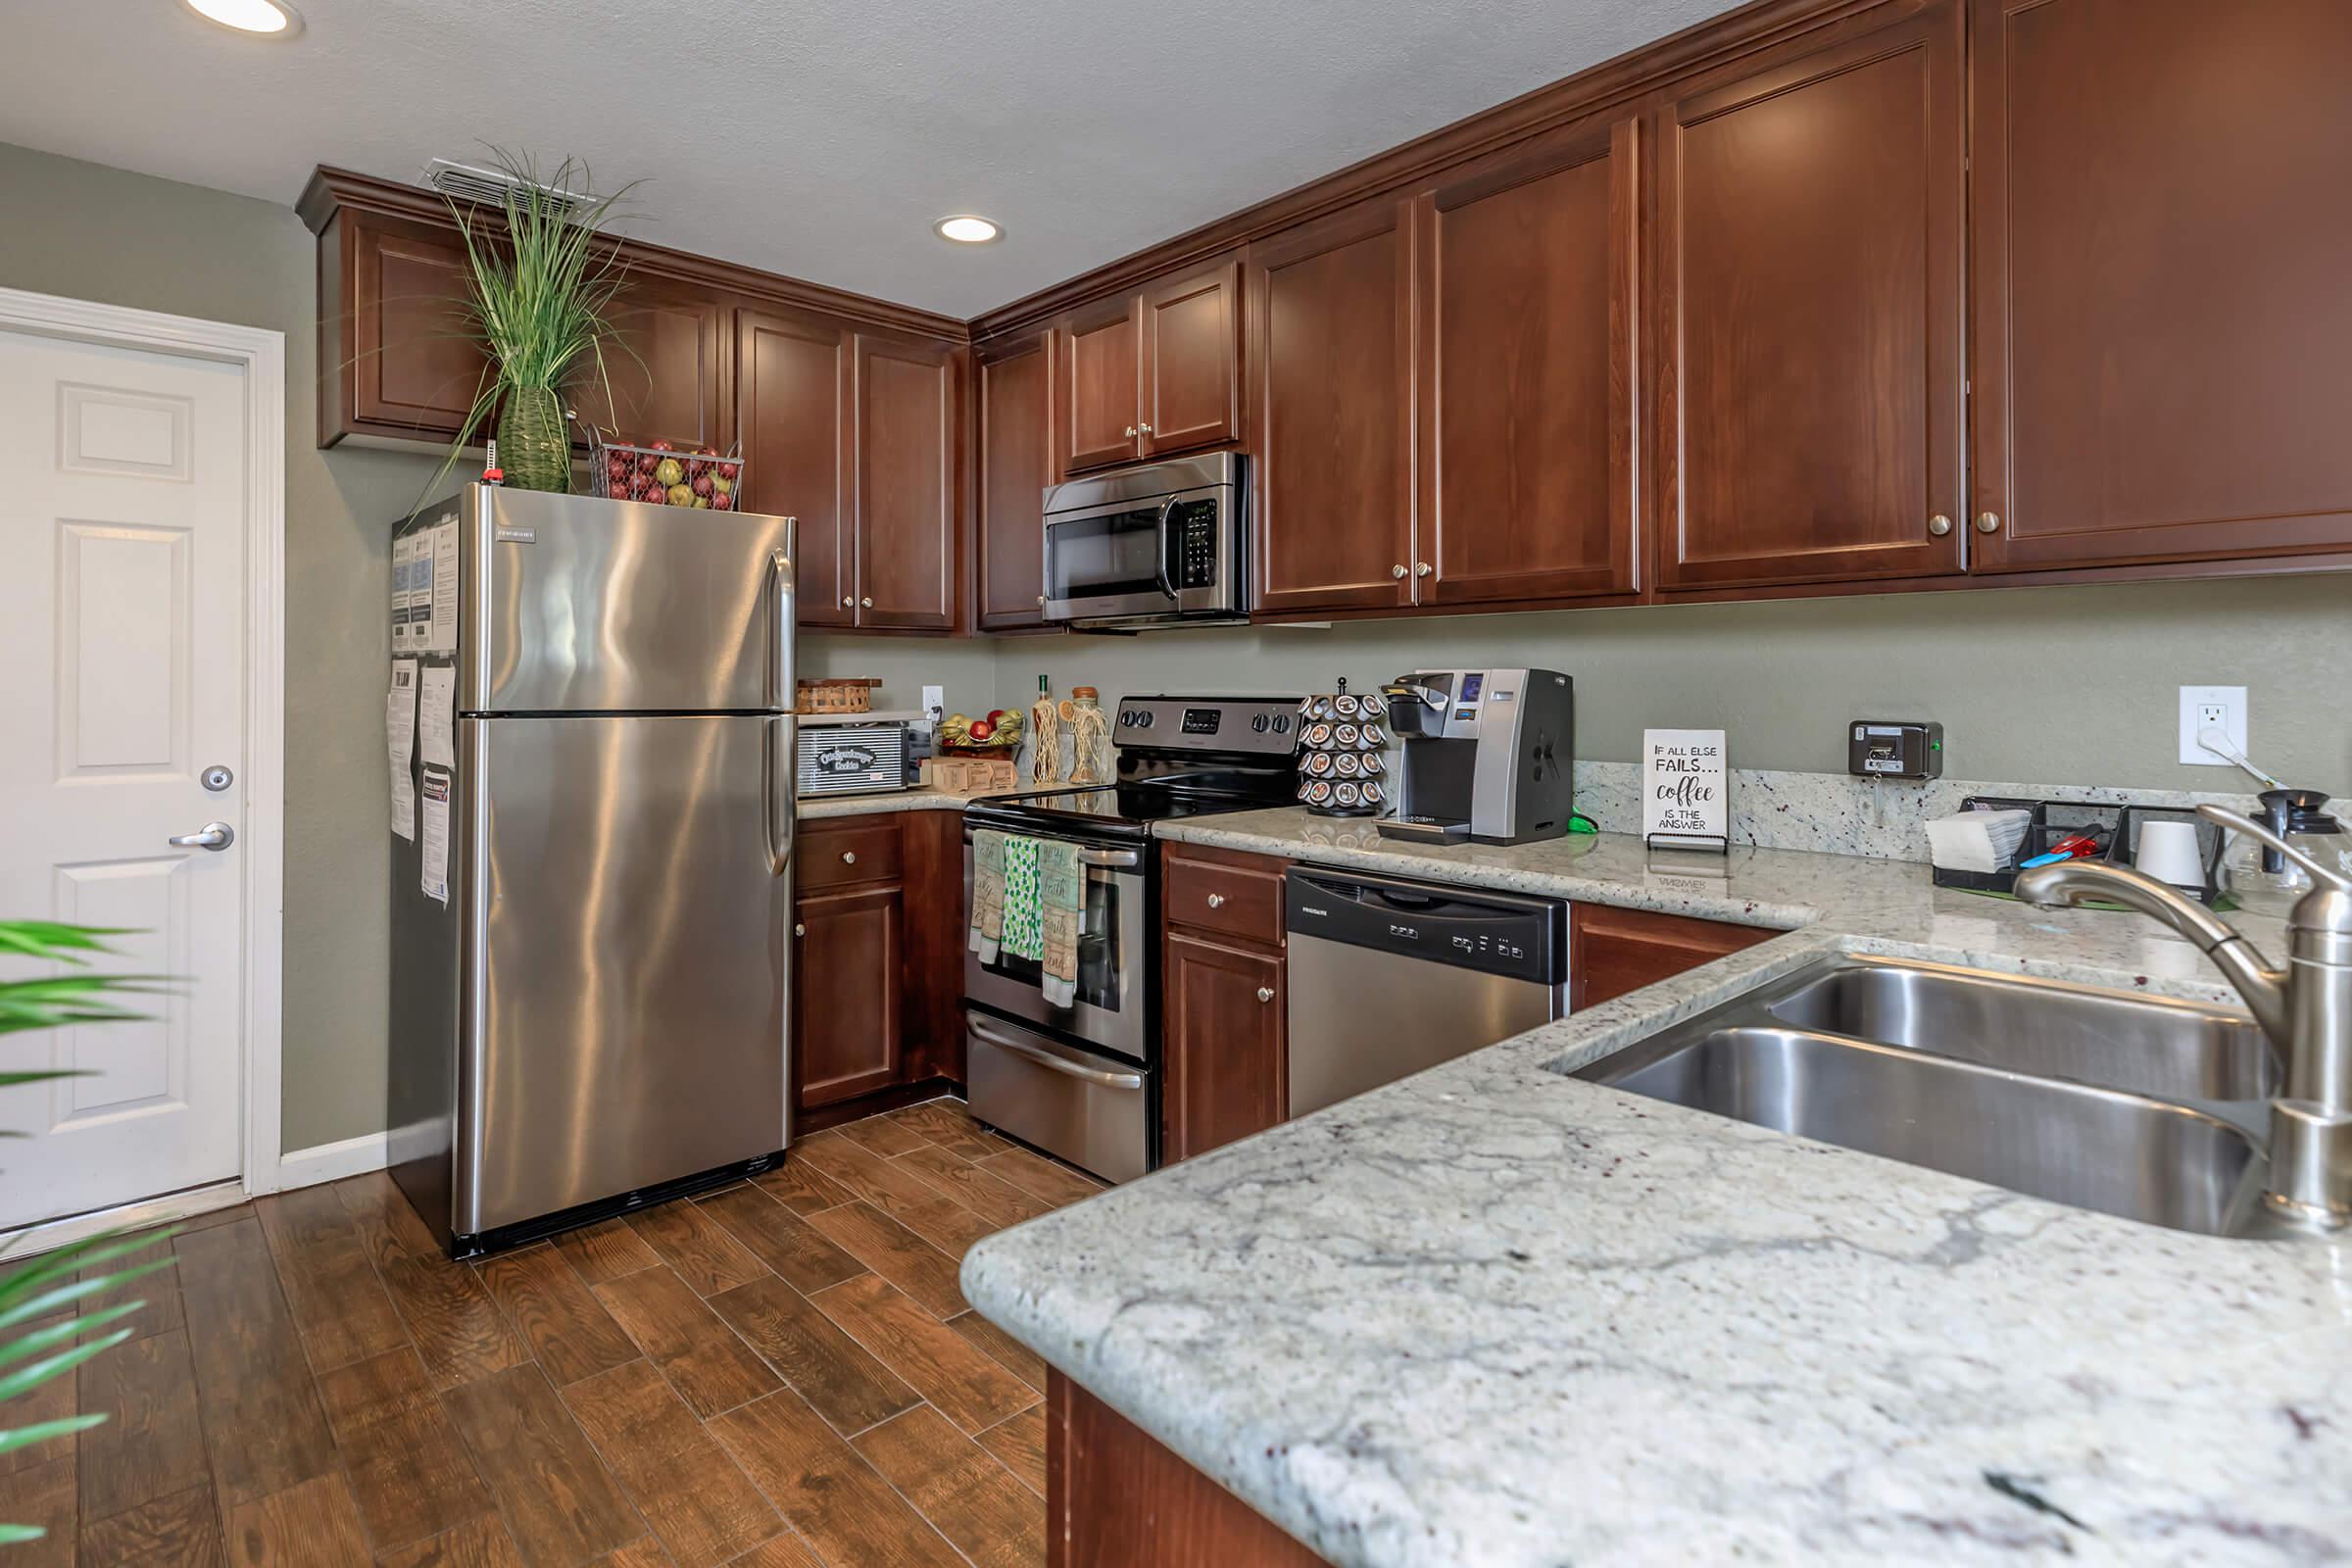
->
[[584, 426, 746, 512], [936, 708, 1026, 757]]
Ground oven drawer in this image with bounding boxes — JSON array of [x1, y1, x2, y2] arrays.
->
[[965, 1012, 1150, 1185]]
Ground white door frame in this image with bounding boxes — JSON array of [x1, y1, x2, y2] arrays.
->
[[0, 284, 286, 1217]]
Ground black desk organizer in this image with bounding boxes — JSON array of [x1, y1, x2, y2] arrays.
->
[[1932, 795, 2229, 907]]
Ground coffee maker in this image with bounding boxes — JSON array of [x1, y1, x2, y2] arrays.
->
[[1376, 668, 1573, 845]]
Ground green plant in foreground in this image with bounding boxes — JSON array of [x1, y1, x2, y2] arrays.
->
[[428, 148, 641, 498], [0, 921, 175, 1544]]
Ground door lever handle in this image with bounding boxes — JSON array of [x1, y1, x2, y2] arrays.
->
[[169, 822, 235, 852]]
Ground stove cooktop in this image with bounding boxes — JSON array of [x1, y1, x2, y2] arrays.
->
[[961, 696, 1303, 842]]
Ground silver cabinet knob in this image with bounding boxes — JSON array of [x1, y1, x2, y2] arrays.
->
[[1256, 986, 1275, 1004], [1124, 425, 1137, 438], [1975, 511, 2002, 534], [1928, 514, 1953, 537], [1414, 562, 1432, 577], [1037, 595, 1047, 607], [794, 922, 806, 937], [1206, 893, 1226, 909], [168, 821, 234, 852], [840, 596, 854, 609], [842, 851, 857, 864], [860, 597, 874, 609], [1139, 421, 1152, 434], [1391, 564, 1407, 579]]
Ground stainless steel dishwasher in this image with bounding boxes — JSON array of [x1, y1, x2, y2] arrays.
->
[[1284, 866, 1569, 1116]]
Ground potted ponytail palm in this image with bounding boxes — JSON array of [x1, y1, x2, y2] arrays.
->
[[443, 151, 635, 494], [0, 922, 173, 1545]]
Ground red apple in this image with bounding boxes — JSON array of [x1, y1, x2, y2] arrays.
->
[[636, 450, 660, 475], [636, 476, 666, 503], [696, 444, 718, 458], [692, 472, 715, 497], [710, 491, 733, 511], [718, 462, 740, 481], [968, 717, 995, 742], [649, 438, 675, 453]]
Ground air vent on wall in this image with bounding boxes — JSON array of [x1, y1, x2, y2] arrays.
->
[[423, 158, 596, 222]]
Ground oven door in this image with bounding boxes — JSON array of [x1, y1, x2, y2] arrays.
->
[[962, 831, 1149, 1061]]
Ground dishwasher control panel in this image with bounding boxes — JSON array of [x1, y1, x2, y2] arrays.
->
[[1283, 867, 1565, 985]]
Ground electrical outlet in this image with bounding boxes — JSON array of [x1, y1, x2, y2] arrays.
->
[[2179, 684, 2248, 766], [920, 684, 946, 723]]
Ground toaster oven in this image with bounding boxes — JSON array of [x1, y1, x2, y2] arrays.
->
[[796, 710, 922, 797]]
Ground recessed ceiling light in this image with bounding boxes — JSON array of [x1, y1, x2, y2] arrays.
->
[[934, 216, 1002, 245], [182, 0, 304, 37]]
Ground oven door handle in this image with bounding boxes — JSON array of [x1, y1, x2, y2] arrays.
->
[[962, 831, 1140, 870], [968, 1020, 1145, 1090]]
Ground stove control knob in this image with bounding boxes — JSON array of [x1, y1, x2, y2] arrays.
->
[[1271, 714, 1291, 735], [1136, 710, 1152, 728], [1250, 713, 1270, 734]]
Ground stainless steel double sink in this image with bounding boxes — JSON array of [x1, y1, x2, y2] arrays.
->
[[1573, 955, 2280, 1238]]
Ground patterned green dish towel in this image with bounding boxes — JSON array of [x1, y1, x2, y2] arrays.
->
[[1001, 835, 1046, 962]]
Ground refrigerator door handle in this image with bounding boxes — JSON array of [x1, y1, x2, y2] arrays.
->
[[765, 536, 797, 710], [763, 715, 795, 877]]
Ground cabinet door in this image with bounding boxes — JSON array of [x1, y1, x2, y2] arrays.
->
[[737, 310, 854, 628], [574, 279, 726, 447], [1248, 200, 1416, 612], [1061, 302, 1141, 472], [1140, 263, 1240, 457], [794, 884, 904, 1108], [1971, 0, 2352, 571], [348, 216, 489, 439], [1162, 932, 1284, 1163], [1571, 905, 1775, 1011], [1652, 2, 1964, 590], [853, 333, 958, 630], [1419, 120, 1639, 606], [976, 333, 1055, 630]]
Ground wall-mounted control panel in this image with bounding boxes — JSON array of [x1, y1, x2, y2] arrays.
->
[[1848, 720, 1943, 780]]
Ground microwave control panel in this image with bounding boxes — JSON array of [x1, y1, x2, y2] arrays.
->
[[1173, 499, 1220, 588]]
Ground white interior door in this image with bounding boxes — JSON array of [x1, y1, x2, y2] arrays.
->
[[0, 326, 250, 1229]]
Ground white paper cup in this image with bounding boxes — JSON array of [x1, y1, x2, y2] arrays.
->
[[2135, 819, 2205, 887]]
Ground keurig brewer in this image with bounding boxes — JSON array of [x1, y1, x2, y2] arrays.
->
[[1377, 668, 1573, 845]]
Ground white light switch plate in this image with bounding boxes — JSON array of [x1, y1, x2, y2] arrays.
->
[[2178, 684, 2248, 765]]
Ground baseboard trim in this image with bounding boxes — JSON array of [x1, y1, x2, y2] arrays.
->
[[274, 1130, 391, 1192], [0, 1179, 248, 1262]]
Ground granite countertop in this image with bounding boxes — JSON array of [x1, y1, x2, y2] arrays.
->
[[961, 807, 2352, 1566], [795, 786, 973, 819]]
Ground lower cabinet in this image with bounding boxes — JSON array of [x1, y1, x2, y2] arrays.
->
[[1571, 903, 1776, 1010], [792, 811, 963, 1118], [1159, 844, 1291, 1164], [1050, 1370, 1325, 1568]]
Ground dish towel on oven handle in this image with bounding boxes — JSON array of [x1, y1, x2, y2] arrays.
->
[[1001, 834, 1046, 963], [1038, 840, 1083, 1007], [968, 828, 1006, 962]]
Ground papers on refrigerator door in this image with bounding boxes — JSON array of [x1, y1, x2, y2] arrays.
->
[[391, 533, 418, 650], [418, 765, 452, 905], [427, 519, 460, 653], [418, 663, 458, 771], [386, 659, 417, 839]]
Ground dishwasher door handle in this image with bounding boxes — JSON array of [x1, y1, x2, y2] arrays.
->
[[968, 1019, 1145, 1090]]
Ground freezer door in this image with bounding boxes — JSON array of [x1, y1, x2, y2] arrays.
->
[[457, 712, 795, 1237], [464, 486, 797, 713]]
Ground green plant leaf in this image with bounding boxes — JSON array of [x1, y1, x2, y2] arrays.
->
[[0, 1412, 107, 1457], [0, 1325, 130, 1402], [0, 921, 130, 962], [0, 1243, 174, 1329], [0, 1522, 50, 1544], [0, 1299, 142, 1370]]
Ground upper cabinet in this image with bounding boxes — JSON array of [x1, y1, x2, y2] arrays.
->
[[852, 333, 959, 631], [1247, 201, 1416, 613], [1651, 1, 1966, 592], [976, 331, 1057, 631], [318, 209, 490, 444], [1968, 0, 2352, 571], [1416, 118, 1641, 606], [737, 309, 853, 629], [571, 279, 728, 447], [1059, 263, 1242, 473]]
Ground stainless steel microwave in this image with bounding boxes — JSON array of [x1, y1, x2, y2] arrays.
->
[[1041, 452, 1247, 629]]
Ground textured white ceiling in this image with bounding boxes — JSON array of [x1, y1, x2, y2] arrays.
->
[[0, 0, 1739, 318]]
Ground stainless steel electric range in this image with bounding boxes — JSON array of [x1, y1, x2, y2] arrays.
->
[[960, 695, 1301, 1182]]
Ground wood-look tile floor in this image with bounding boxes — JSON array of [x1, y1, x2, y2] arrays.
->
[[0, 1098, 1102, 1567]]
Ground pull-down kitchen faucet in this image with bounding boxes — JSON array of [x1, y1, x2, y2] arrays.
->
[[2016, 805, 2352, 1231]]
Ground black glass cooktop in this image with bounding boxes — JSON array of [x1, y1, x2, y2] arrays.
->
[[963, 771, 1297, 840]]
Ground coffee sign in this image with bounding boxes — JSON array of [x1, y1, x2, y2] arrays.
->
[[1642, 728, 1728, 850]]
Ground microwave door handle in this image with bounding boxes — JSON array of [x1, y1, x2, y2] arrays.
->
[[1152, 498, 1179, 603]]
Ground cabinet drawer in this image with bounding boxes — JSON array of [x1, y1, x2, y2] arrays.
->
[[1162, 846, 1286, 947], [798, 818, 905, 892], [1572, 904, 1776, 1010]]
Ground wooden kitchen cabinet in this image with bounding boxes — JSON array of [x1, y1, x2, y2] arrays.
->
[[1058, 262, 1242, 474], [571, 277, 727, 447], [795, 882, 905, 1107], [1651, 0, 1965, 592], [737, 309, 853, 628], [853, 333, 959, 630], [1571, 904, 1777, 1011], [1968, 0, 2352, 572], [1247, 200, 1416, 612], [975, 331, 1056, 630], [1159, 844, 1289, 1164], [1416, 118, 1640, 605], [318, 210, 490, 444], [1050, 1371, 1325, 1568]]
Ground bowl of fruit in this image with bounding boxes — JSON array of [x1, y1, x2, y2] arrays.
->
[[584, 427, 746, 512], [937, 708, 1026, 757]]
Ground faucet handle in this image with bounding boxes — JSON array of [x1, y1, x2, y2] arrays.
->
[[2196, 804, 2352, 894]]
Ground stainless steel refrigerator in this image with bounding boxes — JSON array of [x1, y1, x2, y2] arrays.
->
[[388, 485, 798, 1254]]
